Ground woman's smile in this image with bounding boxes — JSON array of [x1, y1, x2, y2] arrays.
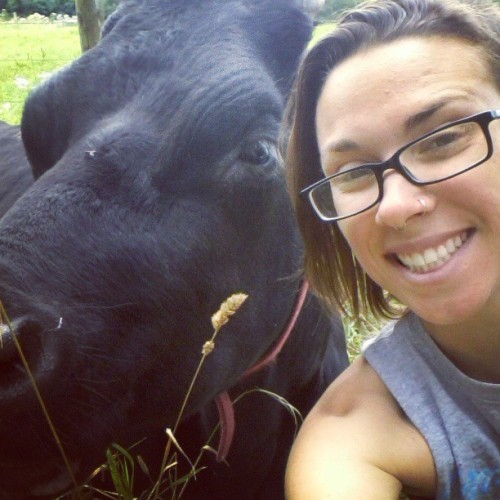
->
[[390, 230, 470, 274]]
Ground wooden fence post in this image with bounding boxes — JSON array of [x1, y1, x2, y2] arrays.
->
[[75, 0, 103, 52]]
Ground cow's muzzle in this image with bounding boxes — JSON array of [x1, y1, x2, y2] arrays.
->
[[0, 315, 59, 405]]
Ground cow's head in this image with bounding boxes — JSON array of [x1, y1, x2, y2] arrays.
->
[[0, 0, 318, 496]]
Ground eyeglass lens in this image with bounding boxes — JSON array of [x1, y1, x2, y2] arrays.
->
[[311, 120, 489, 220]]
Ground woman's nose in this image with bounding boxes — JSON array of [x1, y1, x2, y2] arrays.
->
[[375, 171, 431, 229]]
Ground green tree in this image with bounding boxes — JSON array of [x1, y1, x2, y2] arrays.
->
[[97, 0, 117, 17], [4, 0, 75, 15]]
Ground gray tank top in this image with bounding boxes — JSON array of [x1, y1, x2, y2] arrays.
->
[[364, 313, 499, 499]]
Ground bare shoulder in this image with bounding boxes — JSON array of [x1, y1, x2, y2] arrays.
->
[[315, 353, 405, 415], [286, 356, 437, 499]]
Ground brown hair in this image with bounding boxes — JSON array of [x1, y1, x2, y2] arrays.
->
[[283, 0, 500, 320]]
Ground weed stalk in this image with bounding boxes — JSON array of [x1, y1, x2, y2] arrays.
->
[[0, 300, 81, 497]]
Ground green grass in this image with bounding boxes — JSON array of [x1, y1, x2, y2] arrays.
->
[[311, 22, 336, 45], [0, 21, 81, 124]]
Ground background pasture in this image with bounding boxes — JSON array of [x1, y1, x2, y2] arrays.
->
[[0, 16, 80, 124]]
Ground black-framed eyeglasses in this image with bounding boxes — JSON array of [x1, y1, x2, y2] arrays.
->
[[301, 109, 500, 222]]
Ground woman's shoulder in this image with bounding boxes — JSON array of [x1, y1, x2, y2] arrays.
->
[[287, 356, 437, 498], [310, 354, 406, 420]]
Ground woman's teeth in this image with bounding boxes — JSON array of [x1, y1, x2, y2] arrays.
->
[[397, 231, 468, 273]]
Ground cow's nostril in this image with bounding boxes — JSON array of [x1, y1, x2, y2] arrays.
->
[[0, 317, 44, 388]]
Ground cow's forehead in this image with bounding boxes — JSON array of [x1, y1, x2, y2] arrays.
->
[[81, 30, 286, 164], [102, 0, 311, 84], [21, 0, 312, 175], [83, 0, 307, 121]]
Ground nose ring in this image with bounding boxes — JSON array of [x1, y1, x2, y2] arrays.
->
[[395, 222, 407, 231], [418, 198, 428, 213]]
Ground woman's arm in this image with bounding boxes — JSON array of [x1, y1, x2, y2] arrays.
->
[[285, 356, 436, 499]]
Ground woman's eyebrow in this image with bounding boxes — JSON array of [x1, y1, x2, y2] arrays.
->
[[323, 99, 455, 155], [404, 101, 449, 132], [325, 139, 359, 154]]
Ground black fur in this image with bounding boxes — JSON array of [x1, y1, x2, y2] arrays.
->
[[0, 1, 348, 498], [0, 121, 33, 217]]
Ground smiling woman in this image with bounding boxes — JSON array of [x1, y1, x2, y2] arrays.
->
[[283, 0, 500, 499]]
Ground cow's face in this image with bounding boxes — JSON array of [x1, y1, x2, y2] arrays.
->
[[0, 0, 314, 496]]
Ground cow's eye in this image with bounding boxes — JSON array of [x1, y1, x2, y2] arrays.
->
[[239, 140, 276, 166]]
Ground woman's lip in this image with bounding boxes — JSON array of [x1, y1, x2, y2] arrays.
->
[[390, 229, 474, 276], [385, 228, 473, 256]]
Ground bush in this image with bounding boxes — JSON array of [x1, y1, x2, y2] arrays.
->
[[3, 0, 119, 17], [96, 0, 117, 17], [58, 0, 75, 15], [4, 0, 75, 16]]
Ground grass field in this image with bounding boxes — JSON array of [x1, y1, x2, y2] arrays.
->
[[311, 21, 336, 43], [0, 20, 81, 124]]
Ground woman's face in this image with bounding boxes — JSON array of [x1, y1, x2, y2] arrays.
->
[[315, 36, 500, 328]]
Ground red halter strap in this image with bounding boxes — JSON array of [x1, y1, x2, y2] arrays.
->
[[214, 279, 309, 462]]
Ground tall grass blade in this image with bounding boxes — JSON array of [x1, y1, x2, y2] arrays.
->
[[106, 444, 135, 499], [0, 301, 81, 496]]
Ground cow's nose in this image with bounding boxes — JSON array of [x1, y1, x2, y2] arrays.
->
[[0, 317, 48, 394]]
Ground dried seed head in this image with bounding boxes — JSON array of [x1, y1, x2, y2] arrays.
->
[[0, 322, 8, 348], [211, 293, 248, 331], [202, 340, 215, 355]]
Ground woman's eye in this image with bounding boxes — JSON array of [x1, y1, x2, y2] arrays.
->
[[333, 167, 374, 192], [412, 122, 475, 158], [423, 131, 462, 150], [324, 160, 367, 176]]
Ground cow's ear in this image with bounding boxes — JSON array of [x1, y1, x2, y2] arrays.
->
[[21, 76, 75, 179], [248, 3, 313, 97]]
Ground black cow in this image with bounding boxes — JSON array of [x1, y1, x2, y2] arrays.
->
[[0, 122, 33, 217], [0, 1, 348, 498]]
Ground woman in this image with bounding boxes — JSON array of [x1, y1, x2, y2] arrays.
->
[[283, 0, 500, 498]]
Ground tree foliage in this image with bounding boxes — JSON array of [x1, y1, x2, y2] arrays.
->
[[3, 0, 75, 15], [1, 0, 118, 16], [95, 0, 117, 17]]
